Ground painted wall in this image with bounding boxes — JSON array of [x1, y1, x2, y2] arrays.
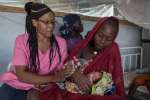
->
[[0, 12, 142, 73]]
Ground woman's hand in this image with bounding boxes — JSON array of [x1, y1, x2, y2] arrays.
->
[[54, 63, 75, 82], [72, 71, 92, 92], [34, 84, 48, 91]]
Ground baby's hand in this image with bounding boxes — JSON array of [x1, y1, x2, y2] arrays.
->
[[54, 63, 75, 82], [63, 62, 76, 76], [88, 72, 102, 83]]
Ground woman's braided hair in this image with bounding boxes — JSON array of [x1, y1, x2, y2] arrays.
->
[[25, 2, 61, 73]]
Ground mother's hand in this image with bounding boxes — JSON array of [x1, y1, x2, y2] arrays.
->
[[72, 71, 92, 92]]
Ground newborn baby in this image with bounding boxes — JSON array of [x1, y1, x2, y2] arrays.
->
[[64, 58, 116, 95], [65, 71, 115, 95]]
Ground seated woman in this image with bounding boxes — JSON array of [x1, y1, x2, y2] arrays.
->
[[40, 16, 126, 100], [0, 2, 74, 100], [60, 14, 83, 54]]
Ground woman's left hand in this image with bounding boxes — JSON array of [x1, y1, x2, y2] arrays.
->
[[34, 84, 48, 91]]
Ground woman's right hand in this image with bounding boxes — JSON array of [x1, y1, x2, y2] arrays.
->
[[72, 71, 92, 92]]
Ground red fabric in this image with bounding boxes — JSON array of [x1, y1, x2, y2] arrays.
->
[[39, 17, 126, 100]]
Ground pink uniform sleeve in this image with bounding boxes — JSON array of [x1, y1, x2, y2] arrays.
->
[[11, 36, 28, 66]]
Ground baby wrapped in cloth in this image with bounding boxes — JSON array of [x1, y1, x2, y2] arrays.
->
[[60, 57, 116, 95]]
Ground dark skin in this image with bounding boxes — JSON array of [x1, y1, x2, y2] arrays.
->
[[69, 20, 83, 37], [72, 24, 117, 92], [15, 12, 75, 87]]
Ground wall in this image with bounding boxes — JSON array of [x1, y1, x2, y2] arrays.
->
[[0, 12, 142, 73], [0, 12, 25, 73]]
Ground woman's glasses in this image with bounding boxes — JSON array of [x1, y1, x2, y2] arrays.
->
[[38, 19, 56, 26]]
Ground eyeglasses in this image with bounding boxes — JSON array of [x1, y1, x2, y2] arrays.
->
[[38, 19, 56, 26]]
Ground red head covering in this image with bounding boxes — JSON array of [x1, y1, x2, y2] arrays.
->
[[66, 16, 119, 74], [67, 17, 110, 58]]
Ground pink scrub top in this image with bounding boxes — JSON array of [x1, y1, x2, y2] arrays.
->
[[0, 34, 68, 90]]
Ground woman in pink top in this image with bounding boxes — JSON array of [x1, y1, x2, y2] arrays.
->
[[0, 2, 74, 100]]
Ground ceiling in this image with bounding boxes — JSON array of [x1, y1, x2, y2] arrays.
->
[[0, 0, 149, 29], [0, 0, 117, 17]]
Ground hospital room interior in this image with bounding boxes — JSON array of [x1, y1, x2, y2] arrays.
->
[[0, 0, 150, 100]]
